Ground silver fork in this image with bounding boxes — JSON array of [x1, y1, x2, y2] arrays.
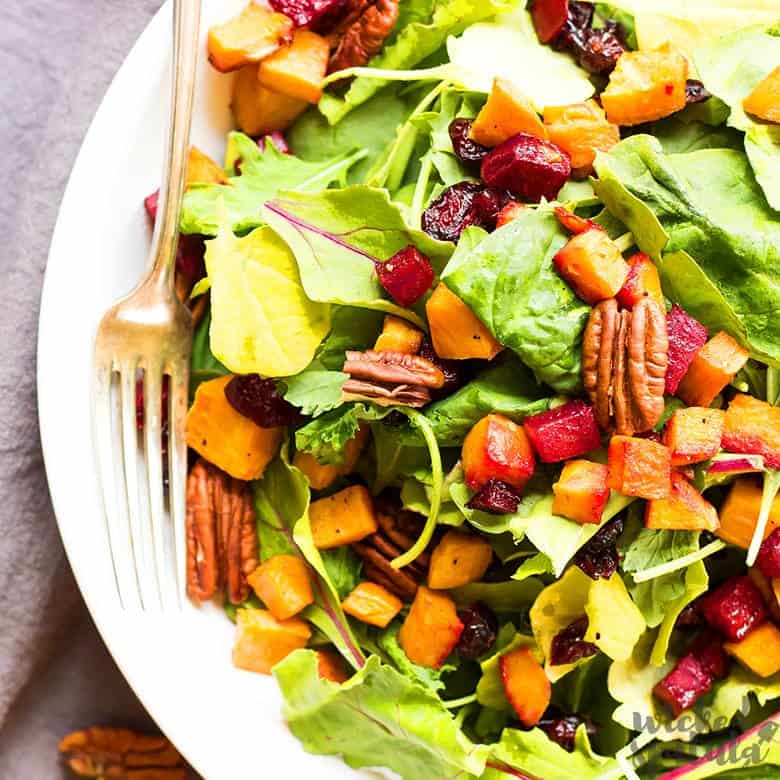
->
[[92, 0, 201, 610]]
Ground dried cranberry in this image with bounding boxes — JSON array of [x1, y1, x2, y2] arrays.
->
[[685, 79, 711, 105], [449, 118, 489, 166], [675, 602, 702, 629], [468, 479, 522, 514], [224, 374, 301, 428], [268, 0, 345, 28], [481, 134, 571, 203], [422, 182, 509, 243], [573, 516, 624, 580], [571, 24, 626, 74], [376, 245, 435, 308], [757, 528, 780, 579], [549, 616, 599, 665], [538, 707, 594, 752], [176, 234, 206, 284], [700, 576, 767, 642], [418, 338, 465, 395], [456, 602, 499, 659]]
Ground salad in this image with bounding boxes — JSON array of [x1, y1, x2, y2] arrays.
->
[[144, 0, 780, 777]]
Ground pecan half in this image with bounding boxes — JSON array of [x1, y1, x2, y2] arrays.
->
[[328, 0, 399, 73], [59, 727, 186, 779], [628, 298, 667, 431], [342, 378, 431, 407]]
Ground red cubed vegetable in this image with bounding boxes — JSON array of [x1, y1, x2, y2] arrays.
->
[[617, 252, 664, 309], [653, 653, 713, 716], [689, 630, 730, 679], [523, 399, 601, 463], [377, 245, 435, 308], [531, 0, 569, 43], [665, 304, 708, 395], [554, 206, 601, 235], [757, 528, 780, 579], [269, 0, 346, 28], [700, 576, 767, 642], [722, 394, 780, 470]]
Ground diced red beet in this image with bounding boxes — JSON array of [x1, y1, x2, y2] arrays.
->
[[573, 516, 623, 580], [467, 479, 522, 514], [224, 374, 302, 428], [523, 400, 601, 463], [689, 630, 730, 679], [376, 245, 435, 308], [531, 0, 569, 43], [554, 206, 601, 235], [144, 190, 159, 221], [653, 653, 713, 717], [700, 576, 767, 642], [257, 131, 290, 154], [549, 616, 599, 665], [757, 528, 780, 579], [268, 0, 345, 28], [666, 304, 708, 395]]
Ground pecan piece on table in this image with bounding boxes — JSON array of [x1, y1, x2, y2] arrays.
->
[[59, 727, 187, 780], [186, 459, 257, 605], [328, 0, 399, 73]]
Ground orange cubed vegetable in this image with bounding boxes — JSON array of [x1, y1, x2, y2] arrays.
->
[[428, 530, 494, 589], [677, 332, 749, 408], [722, 394, 780, 470], [342, 582, 403, 628], [248, 554, 314, 620], [553, 229, 629, 304], [231, 65, 307, 136], [496, 201, 526, 228], [645, 471, 719, 532], [664, 407, 725, 466], [607, 435, 671, 499], [398, 586, 464, 668], [743, 66, 780, 124], [470, 78, 547, 147], [552, 459, 610, 525], [499, 647, 551, 727], [426, 284, 503, 361], [717, 478, 780, 549], [724, 622, 780, 678], [293, 424, 369, 490], [208, 3, 293, 73], [462, 413, 536, 491], [543, 100, 620, 172], [186, 147, 228, 188], [258, 29, 330, 104], [373, 315, 423, 355], [316, 649, 349, 683], [309, 485, 378, 549], [601, 44, 688, 126], [232, 608, 311, 674], [186, 375, 285, 480], [616, 252, 664, 309]]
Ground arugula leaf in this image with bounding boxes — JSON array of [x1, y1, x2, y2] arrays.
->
[[281, 361, 346, 416], [181, 132, 363, 236], [442, 211, 591, 393], [190, 307, 228, 398]]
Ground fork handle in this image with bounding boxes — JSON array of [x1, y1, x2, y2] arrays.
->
[[148, 0, 202, 291]]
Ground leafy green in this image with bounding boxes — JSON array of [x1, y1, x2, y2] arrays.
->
[[638, 116, 742, 154], [400, 469, 465, 527], [281, 361, 346, 416], [451, 579, 543, 615], [320, 546, 362, 601], [623, 528, 701, 574], [594, 3, 637, 49], [477, 633, 539, 709], [376, 622, 447, 694], [314, 305, 384, 370], [189, 307, 227, 398], [513, 552, 555, 581], [708, 668, 780, 731]]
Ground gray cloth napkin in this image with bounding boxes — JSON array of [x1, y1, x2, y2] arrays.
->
[[0, 2, 169, 777]]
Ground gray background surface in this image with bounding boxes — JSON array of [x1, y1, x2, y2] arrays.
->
[[0, 2, 168, 777]]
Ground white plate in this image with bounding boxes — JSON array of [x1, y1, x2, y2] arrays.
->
[[37, 2, 377, 777]]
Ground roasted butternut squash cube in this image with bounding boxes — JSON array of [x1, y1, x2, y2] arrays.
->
[[717, 478, 780, 550], [342, 582, 403, 628], [645, 472, 719, 532], [722, 394, 780, 470], [601, 44, 688, 126], [664, 407, 725, 466], [293, 424, 369, 490], [552, 460, 610, 525], [616, 252, 664, 309], [186, 147, 228, 188], [208, 3, 293, 73], [316, 649, 349, 683], [677, 332, 749, 408], [470, 78, 547, 147], [232, 608, 310, 674], [186, 375, 285, 480], [553, 229, 629, 304], [607, 435, 671, 500], [499, 647, 551, 727], [743, 66, 780, 124], [248, 554, 314, 620], [398, 586, 463, 669], [428, 530, 493, 589], [426, 284, 502, 361], [543, 100, 620, 172], [232, 65, 307, 136], [258, 29, 329, 104], [724, 622, 780, 678], [373, 315, 423, 355], [309, 485, 378, 549]]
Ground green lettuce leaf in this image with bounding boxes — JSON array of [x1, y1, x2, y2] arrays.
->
[[320, 545, 362, 601], [281, 361, 346, 416], [190, 307, 227, 398], [314, 305, 384, 370], [638, 116, 742, 154], [451, 579, 543, 616], [622, 528, 701, 574], [707, 667, 780, 731], [400, 470, 465, 527]]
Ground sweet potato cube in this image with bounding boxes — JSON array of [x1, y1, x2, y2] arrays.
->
[[426, 284, 502, 361], [616, 252, 664, 309], [666, 304, 708, 395], [293, 424, 369, 490], [523, 399, 602, 463], [248, 554, 313, 620], [186, 376, 285, 480], [309, 485, 378, 549], [601, 44, 688, 126], [398, 586, 464, 669], [428, 530, 493, 589], [717, 478, 780, 550], [554, 206, 601, 236], [653, 653, 712, 717], [743, 66, 780, 124], [342, 582, 402, 628], [645, 471, 719, 532], [258, 29, 329, 104], [373, 315, 423, 355], [208, 3, 293, 73], [723, 394, 780, 470], [496, 201, 526, 228], [664, 407, 725, 466], [607, 435, 671, 499], [232, 608, 311, 674], [462, 413, 536, 491], [316, 649, 349, 683], [724, 622, 780, 678], [186, 147, 228, 188], [544, 100, 620, 172], [552, 460, 610, 525], [232, 65, 307, 136], [553, 229, 629, 304], [470, 78, 547, 147], [499, 647, 551, 727], [677, 331, 749, 408]]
